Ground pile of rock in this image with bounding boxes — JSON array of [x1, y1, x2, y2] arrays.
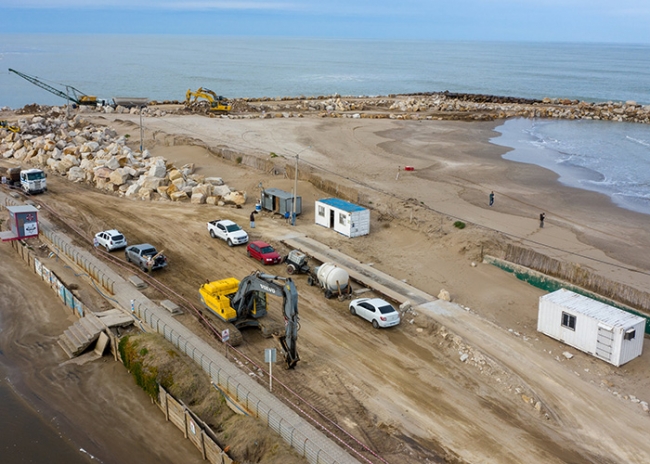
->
[[0, 109, 247, 206], [235, 93, 650, 124]]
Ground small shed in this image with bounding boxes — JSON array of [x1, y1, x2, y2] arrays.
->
[[538, 289, 645, 366], [0, 205, 40, 241], [260, 188, 302, 216], [315, 198, 370, 238]]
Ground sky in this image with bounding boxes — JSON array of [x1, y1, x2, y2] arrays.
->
[[2, 1, 650, 43]]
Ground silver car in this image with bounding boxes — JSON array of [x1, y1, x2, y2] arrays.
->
[[95, 229, 127, 251], [349, 298, 401, 328]]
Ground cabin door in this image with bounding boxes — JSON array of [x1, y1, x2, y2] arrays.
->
[[595, 325, 614, 361]]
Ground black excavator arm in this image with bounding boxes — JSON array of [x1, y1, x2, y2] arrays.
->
[[230, 272, 300, 369]]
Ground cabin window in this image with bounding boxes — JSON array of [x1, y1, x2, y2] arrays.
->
[[561, 312, 576, 330], [339, 213, 346, 225], [318, 205, 325, 217], [624, 329, 636, 341]]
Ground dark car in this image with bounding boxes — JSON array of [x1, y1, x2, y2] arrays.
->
[[246, 240, 282, 265], [125, 243, 168, 271]]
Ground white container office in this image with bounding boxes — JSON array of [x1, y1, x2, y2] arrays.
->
[[315, 198, 370, 238], [538, 289, 645, 366]]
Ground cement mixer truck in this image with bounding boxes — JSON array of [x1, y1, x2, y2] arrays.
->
[[306, 262, 352, 300]]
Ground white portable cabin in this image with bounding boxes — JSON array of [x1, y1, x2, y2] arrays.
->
[[538, 289, 645, 366], [315, 198, 370, 238]]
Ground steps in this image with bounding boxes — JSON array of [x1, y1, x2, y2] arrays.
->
[[57, 310, 135, 358], [58, 312, 105, 358]]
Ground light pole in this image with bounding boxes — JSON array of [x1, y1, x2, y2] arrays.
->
[[290, 146, 310, 226]]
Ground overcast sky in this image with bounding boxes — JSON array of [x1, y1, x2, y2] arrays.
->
[[3, 1, 650, 43]]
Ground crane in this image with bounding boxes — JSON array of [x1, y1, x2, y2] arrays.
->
[[9, 68, 97, 106]]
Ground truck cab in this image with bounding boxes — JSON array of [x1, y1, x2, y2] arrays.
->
[[20, 169, 47, 194]]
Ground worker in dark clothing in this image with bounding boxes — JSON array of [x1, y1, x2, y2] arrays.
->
[[250, 210, 257, 228], [539, 212, 546, 228]]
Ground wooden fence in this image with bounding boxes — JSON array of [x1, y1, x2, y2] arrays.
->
[[158, 385, 233, 464]]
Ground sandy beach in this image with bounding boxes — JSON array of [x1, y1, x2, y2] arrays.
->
[[1, 103, 649, 463]]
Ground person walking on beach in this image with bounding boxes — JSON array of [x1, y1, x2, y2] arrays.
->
[[250, 210, 258, 228], [489, 191, 495, 207], [539, 212, 546, 228]]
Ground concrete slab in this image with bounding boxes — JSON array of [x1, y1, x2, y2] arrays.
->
[[94, 331, 110, 355], [129, 275, 147, 289], [161, 299, 182, 315]]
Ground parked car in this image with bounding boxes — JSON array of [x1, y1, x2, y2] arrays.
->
[[125, 243, 168, 271], [94, 229, 127, 251], [349, 298, 401, 328], [246, 240, 283, 265], [207, 219, 248, 246]]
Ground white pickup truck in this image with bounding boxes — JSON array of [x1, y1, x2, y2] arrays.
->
[[207, 219, 249, 246]]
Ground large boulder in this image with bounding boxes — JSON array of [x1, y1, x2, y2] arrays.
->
[[212, 185, 231, 197], [148, 162, 167, 178], [191, 192, 206, 204], [204, 176, 224, 186], [168, 168, 183, 181], [93, 166, 113, 182], [170, 191, 189, 202], [191, 184, 212, 197], [67, 166, 86, 182], [140, 175, 165, 190], [222, 191, 246, 206], [109, 167, 131, 186], [125, 183, 141, 197], [105, 156, 121, 170]]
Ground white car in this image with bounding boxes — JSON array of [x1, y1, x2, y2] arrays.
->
[[349, 298, 401, 328], [95, 229, 127, 251]]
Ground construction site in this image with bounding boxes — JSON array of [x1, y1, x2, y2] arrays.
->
[[1, 80, 649, 464]]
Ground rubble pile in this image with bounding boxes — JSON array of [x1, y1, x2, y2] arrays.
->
[[0, 108, 247, 206]]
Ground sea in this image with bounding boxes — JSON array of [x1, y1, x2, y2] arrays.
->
[[2, 36, 647, 215], [0, 35, 649, 461]]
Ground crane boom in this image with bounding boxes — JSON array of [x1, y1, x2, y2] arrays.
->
[[9, 68, 96, 106]]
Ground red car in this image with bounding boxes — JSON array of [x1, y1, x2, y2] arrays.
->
[[246, 240, 283, 265]]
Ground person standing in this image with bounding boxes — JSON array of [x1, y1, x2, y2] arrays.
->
[[539, 212, 546, 228], [284, 211, 290, 224], [250, 210, 257, 228], [489, 191, 495, 207]]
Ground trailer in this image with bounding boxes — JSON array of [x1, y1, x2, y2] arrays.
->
[[260, 188, 301, 216], [0, 205, 39, 242], [315, 198, 370, 238], [537, 289, 645, 366]]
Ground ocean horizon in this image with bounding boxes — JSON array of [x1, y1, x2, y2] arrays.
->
[[2, 35, 650, 109], [2, 34, 649, 217]]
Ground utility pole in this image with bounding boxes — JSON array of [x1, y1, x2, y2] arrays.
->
[[139, 106, 144, 153], [291, 145, 311, 226], [292, 154, 299, 226]]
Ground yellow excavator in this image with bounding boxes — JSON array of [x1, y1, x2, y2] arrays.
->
[[199, 271, 300, 369], [0, 121, 20, 133], [185, 87, 232, 113]]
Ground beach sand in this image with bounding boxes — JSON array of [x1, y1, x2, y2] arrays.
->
[[1, 106, 649, 463]]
